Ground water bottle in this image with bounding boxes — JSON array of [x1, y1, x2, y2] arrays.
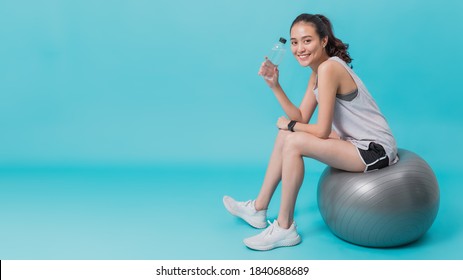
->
[[265, 37, 287, 79], [268, 37, 287, 65]]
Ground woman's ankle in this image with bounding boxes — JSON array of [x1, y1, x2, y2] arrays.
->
[[254, 199, 267, 211], [276, 218, 292, 229]]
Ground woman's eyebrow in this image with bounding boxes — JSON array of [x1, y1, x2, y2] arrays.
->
[[291, 35, 313, 40]]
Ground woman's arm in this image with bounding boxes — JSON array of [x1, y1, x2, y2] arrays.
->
[[271, 84, 304, 121], [276, 71, 320, 123], [277, 60, 340, 139], [259, 59, 308, 122], [298, 72, 318, 124]]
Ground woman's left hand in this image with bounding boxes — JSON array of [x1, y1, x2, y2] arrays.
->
[[276, 116, 290, 130]]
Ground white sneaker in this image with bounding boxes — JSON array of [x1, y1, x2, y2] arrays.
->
[[243, 220, 301, 251], [223, 196, 267, 229]]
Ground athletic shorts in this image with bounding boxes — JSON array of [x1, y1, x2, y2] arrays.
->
[[358, 142, 390, 172]]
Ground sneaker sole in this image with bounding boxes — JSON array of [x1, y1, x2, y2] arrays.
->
[[244, 235, 302, 251], [223, 197, 267, 229]]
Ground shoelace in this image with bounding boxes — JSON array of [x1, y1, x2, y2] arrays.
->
[[239, 200, 255, 210], [242, 200, 252, 206], [263, 220, 277, 237]]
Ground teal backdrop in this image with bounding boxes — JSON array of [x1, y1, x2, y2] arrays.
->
[[0, 0, 462, 259]]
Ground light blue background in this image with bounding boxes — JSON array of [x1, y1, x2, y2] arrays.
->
[[1, 0, 462, 259]]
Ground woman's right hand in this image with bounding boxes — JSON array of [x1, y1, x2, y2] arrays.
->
[[258, 57, 280, 88]]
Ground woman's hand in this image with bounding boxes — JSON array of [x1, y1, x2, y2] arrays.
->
[[276, 116, 290, 130], [258, 57, 280, 88]]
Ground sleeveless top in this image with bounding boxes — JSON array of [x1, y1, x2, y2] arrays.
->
[[313, 56, 398, 164]]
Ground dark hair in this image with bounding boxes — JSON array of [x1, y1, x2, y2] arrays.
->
[[290, 13, 352, 65]]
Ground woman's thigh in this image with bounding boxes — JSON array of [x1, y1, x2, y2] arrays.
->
[[284, 132, 365, 172]]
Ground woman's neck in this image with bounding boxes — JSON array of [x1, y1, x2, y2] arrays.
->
[[310, 53, 331, 74]]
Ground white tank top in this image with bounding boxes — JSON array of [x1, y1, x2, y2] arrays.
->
[[313, 56, 398, 164]]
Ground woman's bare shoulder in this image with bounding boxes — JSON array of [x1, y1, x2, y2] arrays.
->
[[318, 58, 351, 82], [319, 59, 345, 74]]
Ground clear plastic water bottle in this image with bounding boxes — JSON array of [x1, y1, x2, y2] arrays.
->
[[268, 37, 287, 65], [265, 37, 287, 79]]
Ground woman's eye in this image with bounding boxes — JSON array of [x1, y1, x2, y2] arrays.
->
[[291, 41, 297, 46], [304, 40, 311, 44]]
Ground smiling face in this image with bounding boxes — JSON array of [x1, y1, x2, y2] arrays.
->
[[290, 22, 329, 68]]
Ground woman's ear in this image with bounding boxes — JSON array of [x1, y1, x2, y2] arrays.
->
[[322, 36, 328, 48]]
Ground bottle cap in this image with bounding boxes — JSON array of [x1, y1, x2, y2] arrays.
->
[[279, 37, 287, 44]]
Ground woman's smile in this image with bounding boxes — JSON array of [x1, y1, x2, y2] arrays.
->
[[297, 53, 310, 60]]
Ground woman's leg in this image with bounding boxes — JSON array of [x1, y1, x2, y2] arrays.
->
[[277, 132, 365, 228], [254, 130, 292, 211]]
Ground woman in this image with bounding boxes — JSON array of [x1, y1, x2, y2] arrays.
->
[[223, 13, 398, 251]]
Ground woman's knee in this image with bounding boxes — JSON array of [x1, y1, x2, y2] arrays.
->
[[282, 133, 306, 156], [275, 130, 292, 149]]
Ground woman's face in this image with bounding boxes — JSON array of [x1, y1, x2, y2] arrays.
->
[[290, 22, 328, 68]]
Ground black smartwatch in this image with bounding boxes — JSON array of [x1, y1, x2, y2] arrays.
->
[[288, 120, 297, 132]]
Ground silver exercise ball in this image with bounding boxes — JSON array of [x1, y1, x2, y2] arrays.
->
[[317, 149, 439, 247]]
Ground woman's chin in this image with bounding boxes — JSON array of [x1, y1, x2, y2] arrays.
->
[[297, 60, 311, 67]]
